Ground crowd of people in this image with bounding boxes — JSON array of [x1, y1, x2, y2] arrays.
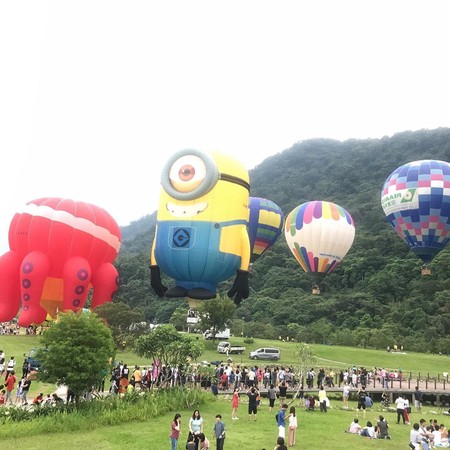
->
[[169, 410, 226, 450], [0, 349, 64, 408]]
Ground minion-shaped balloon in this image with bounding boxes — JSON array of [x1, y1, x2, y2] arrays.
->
[[150, 149, 251, 304]]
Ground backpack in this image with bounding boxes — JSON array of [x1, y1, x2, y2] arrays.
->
[[275, 412, 279, 423]]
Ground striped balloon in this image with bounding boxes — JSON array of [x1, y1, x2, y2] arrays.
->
[[248, 197, 284, 263], [284, 201, 355, 278]]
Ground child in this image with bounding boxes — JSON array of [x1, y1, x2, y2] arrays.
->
[[198, 432, 210, 449], [214, 414, 226, 450], [186, 433, 196, 450], [232, 388, 239, 420]]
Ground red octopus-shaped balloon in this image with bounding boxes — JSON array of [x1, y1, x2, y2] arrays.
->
[[0, 198, 121, 326]]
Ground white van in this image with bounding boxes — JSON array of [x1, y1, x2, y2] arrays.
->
[[203, 328, 230, 340], [249, 347, 280, 361]]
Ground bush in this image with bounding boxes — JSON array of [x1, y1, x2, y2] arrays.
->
[[0, 387, 214, 437]]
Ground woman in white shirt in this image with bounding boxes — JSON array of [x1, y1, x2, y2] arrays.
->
[[287, 406, 298, 446]]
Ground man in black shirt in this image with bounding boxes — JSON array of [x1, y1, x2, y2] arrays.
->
[[247, 387, 259, 421]]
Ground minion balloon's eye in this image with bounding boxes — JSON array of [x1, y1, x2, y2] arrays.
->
[[161, 150, 219, 200], [169, 155, 206, 193]]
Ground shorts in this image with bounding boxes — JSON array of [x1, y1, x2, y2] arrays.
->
[[357, 402, 366, 410], [248, 404, 257, 415], [269, 398, 275, 408], [278, 425, 285, 439]]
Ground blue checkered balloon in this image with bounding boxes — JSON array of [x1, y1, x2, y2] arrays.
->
[[381, 160, 450, 264]]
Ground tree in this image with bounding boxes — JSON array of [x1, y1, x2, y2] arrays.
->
[[94, 301, 145, 330], [37, 311, 115, 403], [292, 343, 316, 402], [94, 301, 145, 347], [134, 324, 203, 385], [169, 306, 189, 331], [197, 297, 236, 343]]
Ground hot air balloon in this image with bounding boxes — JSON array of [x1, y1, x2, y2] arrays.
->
[[0, 198, 121, 326], [150, 149, 251, 306], [284, 201, 355, 294], [381, 159, 450, 275], [248, 197, 284, 264]]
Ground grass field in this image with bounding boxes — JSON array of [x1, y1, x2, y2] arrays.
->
[[0, 392, 448, 449], [1, 334, 449, 399], [1, 334, 449, 449]]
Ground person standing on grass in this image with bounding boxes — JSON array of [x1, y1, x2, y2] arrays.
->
[[5, 356, 15, 380], [356, 385, 367, 418], [395, 394, 406, 424], [170, 413, 181, 450], [414, 386, 423, 413], [4, 369, 16, 404], [287, 406, 297, 447], [213, 414, 226, 450], [403, 396, 411, 424], [189, 409, 203, 450], [231, 387, 239, 420], [278, 380, 288, 407], [318, 385, 327, 412], [247, 387, 259, 421], [342, 382, 350, 407], [268, 384, 277, 412], [276, 403, 288, 440]]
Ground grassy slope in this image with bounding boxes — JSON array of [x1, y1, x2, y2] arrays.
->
[[1, 335, 449, 448], [2, 334, 449, 399], [0, 395, 444, 450]]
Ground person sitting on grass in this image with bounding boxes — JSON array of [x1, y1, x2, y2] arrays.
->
[[274, 436, 288, 450], [346, 418, 362, 434], [360, 421, 375, 438], [52, 393, 64, 404], [377, 415, 391, 439], [32, 392, 44, 406]]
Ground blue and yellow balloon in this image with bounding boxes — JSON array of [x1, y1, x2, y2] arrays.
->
[[381, 159, 450, 275], [150, 149, 251, 305], [248, 197, 284, 264]]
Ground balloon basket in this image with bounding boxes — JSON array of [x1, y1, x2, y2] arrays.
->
[[311, 285, 321, 295], [421, 266, 431, 276]]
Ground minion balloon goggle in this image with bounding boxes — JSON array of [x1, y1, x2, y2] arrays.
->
[[161, 149, 250, 201]]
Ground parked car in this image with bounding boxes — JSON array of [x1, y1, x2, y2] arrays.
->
[[217, 341, 246, 354], [203, 328, 230, 340], [249, 347, 280, 361]]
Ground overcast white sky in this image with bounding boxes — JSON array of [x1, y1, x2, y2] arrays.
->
[[1, 0, 450, 254]]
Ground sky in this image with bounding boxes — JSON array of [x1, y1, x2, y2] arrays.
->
[[1, 0, 450, 254]]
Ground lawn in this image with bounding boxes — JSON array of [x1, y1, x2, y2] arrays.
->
[[1, 334, 449, 449], [1, 334, 449, 399], [0, 393, 446, 449]]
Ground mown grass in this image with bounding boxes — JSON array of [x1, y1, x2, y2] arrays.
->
[[0, 392, 447, 450], [2, 334, 449, 400]]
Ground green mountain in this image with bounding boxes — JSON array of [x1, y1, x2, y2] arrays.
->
[[115, 128, 450, 353]]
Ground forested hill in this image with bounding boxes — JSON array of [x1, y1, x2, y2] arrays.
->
[[115, 128, 450, 353]]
